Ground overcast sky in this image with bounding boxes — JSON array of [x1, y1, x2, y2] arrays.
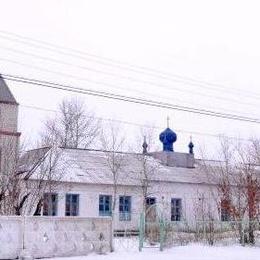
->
[[1, 0, 260, 157]]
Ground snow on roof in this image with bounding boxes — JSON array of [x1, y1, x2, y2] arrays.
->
[[22, 147, 260, 187], [24, 147, 212, 186], [18, 147, 51, 174]]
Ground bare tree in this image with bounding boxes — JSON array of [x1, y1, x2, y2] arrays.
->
[[17, 146, 68, 216], [200, 137, 260, 245], [133, 138, 159, 213], [100, 122, 126, 250], [233, 140, 260, 244], [0, 140, 68, 216], [0, 135, 20, 214], [41, 97, 100, 148], [131, 124, 160, 153], [128, 126, 160, 213], [192, 191, 217, 245]]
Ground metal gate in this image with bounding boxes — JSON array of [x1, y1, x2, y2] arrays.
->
[[139, 204, 166, 251]]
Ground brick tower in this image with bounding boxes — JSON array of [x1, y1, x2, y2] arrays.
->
[[0, 75, 20, 175]]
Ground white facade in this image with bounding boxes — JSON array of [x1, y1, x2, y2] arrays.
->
[[22, 147, 221, 230], [50, 182, 219, 230], [0, 77, 220, 227]]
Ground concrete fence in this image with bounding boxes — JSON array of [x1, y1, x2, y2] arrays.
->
[[0, 216, 112, 259]]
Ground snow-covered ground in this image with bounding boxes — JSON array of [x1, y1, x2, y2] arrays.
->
[[43, 238, 260, 260]]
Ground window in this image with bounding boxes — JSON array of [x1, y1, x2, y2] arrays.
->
[[171, 198, 182, 221], [34, 193, 58, 216], [65, 194, 79, 216], [119, 196, 131, 221], [221, 199, 231, 221], [145, 197, 157, 222], [43, 193, 58, 216], [99, 195, 112, 216], [146, 197, 156, 206]]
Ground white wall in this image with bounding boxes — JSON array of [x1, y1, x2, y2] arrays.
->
[[148, 181, 219, 222], [57, 183, 143, 230], [0, 216, 112, 259], [0, 216, 22, 259], [54, 181, 219, 230]]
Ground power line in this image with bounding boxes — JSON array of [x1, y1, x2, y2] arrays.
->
[[1, 57, 259, 119], [3, 57, 225, 117], [2, 73, 260, 124], [20, 103, 249, 142], [0, 30, 259, 100], [1, 45, 260, 111], [0, 57, 167, 100]]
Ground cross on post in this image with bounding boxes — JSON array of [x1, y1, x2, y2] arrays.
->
[[167, 116, 170, 128]]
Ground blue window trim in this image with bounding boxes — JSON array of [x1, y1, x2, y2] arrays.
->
[[171, 198, 182, 221], [119, 196, 131, 221], [99, 195, 112, 216]]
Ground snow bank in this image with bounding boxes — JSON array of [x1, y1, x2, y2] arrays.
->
[[42, 240, 260, 260]]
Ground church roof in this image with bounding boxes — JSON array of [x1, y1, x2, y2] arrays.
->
[[0, 75, 18, 105], [18, 147, 51, 174], [22, 147, 216, 186]]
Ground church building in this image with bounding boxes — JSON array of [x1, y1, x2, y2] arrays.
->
[[20, 123, 221, 231], [0, 76, 223, 230]]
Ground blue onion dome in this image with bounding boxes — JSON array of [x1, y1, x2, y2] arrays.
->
[[159, 127, 177, 152]]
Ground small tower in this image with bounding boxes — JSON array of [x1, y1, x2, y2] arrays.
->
[[142, 136, 148, 154], [0, 75, 20, 175], [159, 116, 177, 152], [188, 136, 194, 154]]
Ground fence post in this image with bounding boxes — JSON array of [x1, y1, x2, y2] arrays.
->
[[203, 221, 206, 242], [109, 218, 113, 252], [19, 216, 34, 260], [241, 221, 245, 246], [139, 213, 144, 252], [22, 216, 25, 251], [159, 219, 165, 251]]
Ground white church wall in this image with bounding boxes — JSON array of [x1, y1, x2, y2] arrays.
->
[[147, 181, 219, 223], [56, 183, 144, 230], [45, 180, 219, 230]]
